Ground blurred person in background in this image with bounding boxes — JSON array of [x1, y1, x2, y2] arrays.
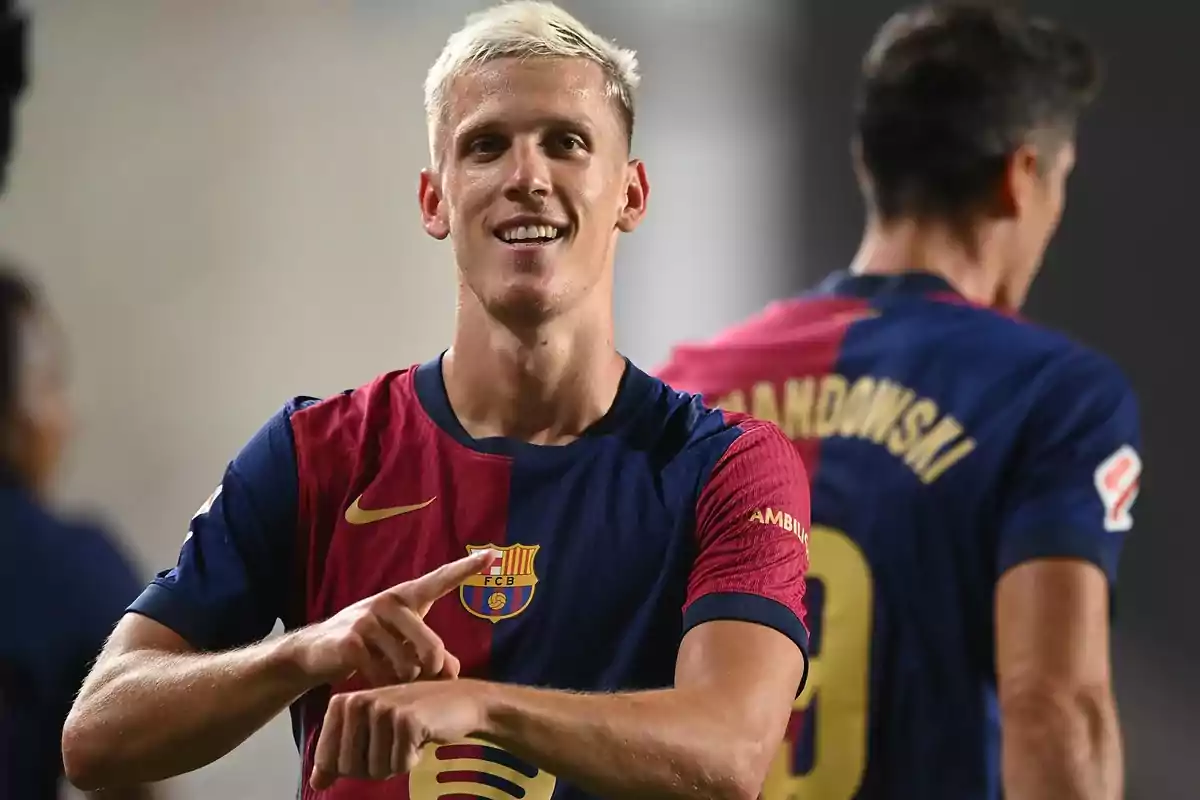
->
[[659, 4, 1136, 800], [0, 268, 155, 800], [62, 2, 811, 799], [0, 2, 157, 797]]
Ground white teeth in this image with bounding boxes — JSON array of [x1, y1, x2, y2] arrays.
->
[[500, 224, 560, 242]]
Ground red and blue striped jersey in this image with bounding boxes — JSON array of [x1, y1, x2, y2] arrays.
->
[[657, 271, 1142, 800], [127, 356, 812, 799]]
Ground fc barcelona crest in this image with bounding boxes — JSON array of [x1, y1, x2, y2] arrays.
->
[[460, 543, 540, 623]]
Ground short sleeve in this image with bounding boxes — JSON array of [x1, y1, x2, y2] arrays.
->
[[127, 398, 316, 651], [997, 352, 1142, 586], [683, 418, 811, 686]]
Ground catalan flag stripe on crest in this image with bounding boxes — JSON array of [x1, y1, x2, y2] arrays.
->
[[479, 548, 534, 576]]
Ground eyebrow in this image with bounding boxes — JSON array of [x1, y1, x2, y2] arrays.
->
[[454, 112, 597, 144]]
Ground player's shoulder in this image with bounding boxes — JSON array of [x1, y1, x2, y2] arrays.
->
[[962, 309, 1135, 403], [287, 366, 418, 425], [277, 364, 435, 448], [634, 367, 798, 471]]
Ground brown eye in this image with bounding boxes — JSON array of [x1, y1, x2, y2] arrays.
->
[[549, 133, 586, 155], [467, 135, 505, 157]]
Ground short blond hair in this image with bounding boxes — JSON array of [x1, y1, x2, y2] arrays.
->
[[423, 1, 640, 163]]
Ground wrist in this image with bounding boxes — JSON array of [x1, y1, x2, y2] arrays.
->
[[464, 679, 512, 742], [269, 628, 326, 688]]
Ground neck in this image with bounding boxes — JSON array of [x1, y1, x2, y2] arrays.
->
[[443, 284, 625, 445], [849, 216, 1019, 309]]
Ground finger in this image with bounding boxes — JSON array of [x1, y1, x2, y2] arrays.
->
[[358, 615, 420, 684], [399, 549, 499, 610], [310, 695, 346, 790], [437, 651, 461, 680], [386, 606, 448, 677], [367, 704, 395, 780], [338, 694, 370, 779]]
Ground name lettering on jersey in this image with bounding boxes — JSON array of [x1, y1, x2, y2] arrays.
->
[[716, 375, 977, 484], [1094, 444, 1141, 532], [750, 507, 809, 546], [460, 543, 540, 623], [410, 737, 556, 799]]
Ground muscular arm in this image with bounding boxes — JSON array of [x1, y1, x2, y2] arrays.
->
[[482, 622, 805, 800], [992, 354, 1139, 800], [63, 402, 314, 789], [63, 615, 315, 789], [65, 548, 493, 790], [996, 560, 1121, 800]]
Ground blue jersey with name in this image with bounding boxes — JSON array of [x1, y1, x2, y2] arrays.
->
[[658, 271, 1142, 800]]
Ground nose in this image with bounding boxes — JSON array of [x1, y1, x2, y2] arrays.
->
[[503, 137, 551, 202]]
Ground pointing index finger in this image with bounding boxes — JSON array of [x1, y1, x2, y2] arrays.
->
[[401, 549, 499, 609]]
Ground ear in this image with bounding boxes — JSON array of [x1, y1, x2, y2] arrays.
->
[[616, 160, 650, 233], [996, 144, 1041, 219], [419, 169, 450, 240]]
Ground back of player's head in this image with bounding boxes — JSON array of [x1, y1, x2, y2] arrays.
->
[[0, 0, 26, 192], [423, 0, 640, 164], [854, 1, 1100, 223], [0, 264, 36, 480]]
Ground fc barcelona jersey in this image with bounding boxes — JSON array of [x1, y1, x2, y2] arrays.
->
[[127, 356, 812, 799], [656, 271, 1142, 800]]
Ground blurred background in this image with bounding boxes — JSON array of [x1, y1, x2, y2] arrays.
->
[[0, 1, 1192, 798]]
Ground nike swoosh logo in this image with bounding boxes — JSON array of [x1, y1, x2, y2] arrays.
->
[[344, 494, 436, 525]]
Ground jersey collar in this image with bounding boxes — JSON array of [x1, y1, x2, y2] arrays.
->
[[413, 351, 658, 457], [814, 270, 959, 300]]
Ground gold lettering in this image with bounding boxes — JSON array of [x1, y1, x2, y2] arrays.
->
[[751, 381, 781, 426], [782, 377, 816, 439], [717, 390, 746, 414], [838, 376, 877, 439], [887, 399, 938, 457], [904, 416, 964, 475], [814, 375, 848, 438], [920, 437, 978, 483], [860, 381, 914, 443], [765, 508, 785, 527], [726, 373, 979, 483], [750, 509, 764, 524]]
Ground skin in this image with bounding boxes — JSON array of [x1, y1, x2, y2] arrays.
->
[[7, 309, 72, 498], [852, 139, 1123, 799], [64, 56, 807, 800]]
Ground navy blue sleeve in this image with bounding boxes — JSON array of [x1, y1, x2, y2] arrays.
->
[[127, 398, 316, 651], [997, 352, 1142, 586]]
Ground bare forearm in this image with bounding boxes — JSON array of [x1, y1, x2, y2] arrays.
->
[[1002, 691, 1122, 800], [64, 635, 315, 789], [476, 683, 766, 800]]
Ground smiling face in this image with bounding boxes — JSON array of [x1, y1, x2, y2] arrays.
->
[[419, 56, 649, 327]]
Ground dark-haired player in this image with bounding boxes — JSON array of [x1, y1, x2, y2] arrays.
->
[[63, 3, 811, 799], [659, 4, 1136, 800], [0, 3, 156, 797]]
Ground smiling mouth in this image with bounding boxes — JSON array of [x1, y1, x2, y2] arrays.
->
[[495, 223, 568, 246]]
